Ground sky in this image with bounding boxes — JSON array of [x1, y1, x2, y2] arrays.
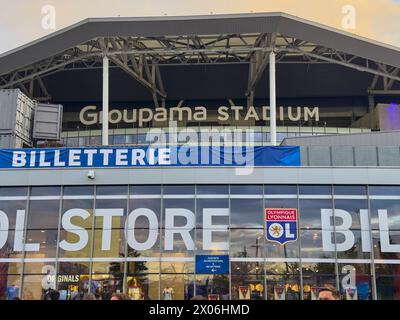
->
[[0, 0, 399, 54]]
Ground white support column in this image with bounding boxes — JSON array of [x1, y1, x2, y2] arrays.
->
[[269, 51, 277, 146], [102, 55, 109, 146]]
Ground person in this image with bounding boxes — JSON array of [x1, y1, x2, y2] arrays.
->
[[82, 293, 96, 300], [317, 284, 340, 300], [110, 293, 131, 300], [190, 295, 207, 300], [162, 286, 174, 300], [44, 289, 60, 300]]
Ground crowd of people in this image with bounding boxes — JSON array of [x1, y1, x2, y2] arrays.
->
[[7, 285, 340, 300]]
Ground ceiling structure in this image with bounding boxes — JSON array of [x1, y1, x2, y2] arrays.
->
[[0, 12, 399, 113]]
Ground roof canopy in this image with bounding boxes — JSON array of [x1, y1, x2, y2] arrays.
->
[[0, 12, 399, 107]]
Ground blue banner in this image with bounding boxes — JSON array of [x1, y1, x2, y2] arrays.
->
[[195, 255, 229, 274], [0, 146, 300, 169]]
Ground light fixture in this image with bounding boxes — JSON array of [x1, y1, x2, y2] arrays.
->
[[87, 170, 95, 180]]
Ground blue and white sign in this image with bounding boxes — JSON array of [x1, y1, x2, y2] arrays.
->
[[265, 208, 299, 245], [195, 255, 229, 274], [0, 146, 300, 169]]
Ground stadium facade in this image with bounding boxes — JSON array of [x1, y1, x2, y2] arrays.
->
[[0, 12, 400, 300]]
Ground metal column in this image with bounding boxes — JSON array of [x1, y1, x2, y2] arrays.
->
[[269, 51, 277, 146], [102, 55, 109, 146]]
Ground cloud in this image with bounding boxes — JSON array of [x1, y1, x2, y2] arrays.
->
[[0, 0, 399, 55]]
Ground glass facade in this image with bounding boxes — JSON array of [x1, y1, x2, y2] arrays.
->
[[0, 184, 399, 300]]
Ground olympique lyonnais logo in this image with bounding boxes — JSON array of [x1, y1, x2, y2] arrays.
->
[[265, 208, 298, 245]]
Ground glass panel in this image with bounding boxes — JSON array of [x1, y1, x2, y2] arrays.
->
[[22, 275, 46, 300], [230, 229, 264, 258], [231, 274, 264, 300], [300, 230, 335, 259], [370, 200, 400, 230], [230, 199, 263, 228], [196, 185, 229, 195], [27, 200, 60, 229], [369, 186, 400, 196], [94, 199, 127, 229], [333, 199, 368, 230], [57, 262, 89, 300], [338, 263, 372, 300], [230, 185, 263, 195], [128, 198, 161, 228], [196, 198, 229, 228], [299, 185, 332, 195], [372, 230, 400, 260], [63, 186, 94, 196], [264, 185, 297, 195], [265, 263, 300, 300], [30, 186, 60, 196], [160, 274, 193, 300], [96, 185, 128, 196], [0, 187, 27, 197], [301, 263, 337, 300], [0, 199, 26, 230], [334, 185, 366, 196], [126, 274, 159, 300], [163, 185, 195, 195], [90, 273, 124, 297], [24, 229, 58, 258], [195, 275, 230, 300], [336, 230, 371, 259], [0, 275, 20, 300], [130, 185, 161, 195], [299, 199, 333, 229], [375, 264, 400, 300]]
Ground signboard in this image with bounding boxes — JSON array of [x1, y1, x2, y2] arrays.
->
[[195, 255, 229, 274], [78, 105, 320, 127], [265, 208, 298, 245], [0, 146, 300, 169]]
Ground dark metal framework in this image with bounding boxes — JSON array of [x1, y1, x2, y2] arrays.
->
[[0, 14, 399, 107]]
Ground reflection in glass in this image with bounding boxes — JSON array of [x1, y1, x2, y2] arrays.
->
[[372, 231, 400, 260], [0, 187, 27, 197], [91, 274, 123, 298], [264, 185, 297, 195], [231, 199, 263, 228], [230, 185, 263, 195], [333, 199, 368, 230], [302, 263, 336, 300], [24, 229, 58, 258], [370, 200, 400, 230], [338, 264, 372, 300], [22, 275, 46, 300], [196, 198, 229, 227], [196, 185, 229, 195], [27, 200, 60, 229], [300, 230, 335, 259], [335, 230, 370, 259], [299, 199, 333, 229], [195, 275, 229, 300], [0, 200, 26, 230], [230, 229, 264, 258], [334, 185, 366, 196], [0, 275, 20, 300], [126, 274, 159, 300], [231, 275, 264, 300], [63, 186, 94, 196], [30, 186, 61, 196], [161, 274, 193, 300]]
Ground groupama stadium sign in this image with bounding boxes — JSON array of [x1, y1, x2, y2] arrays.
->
[[79, 105, 320, 127]]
